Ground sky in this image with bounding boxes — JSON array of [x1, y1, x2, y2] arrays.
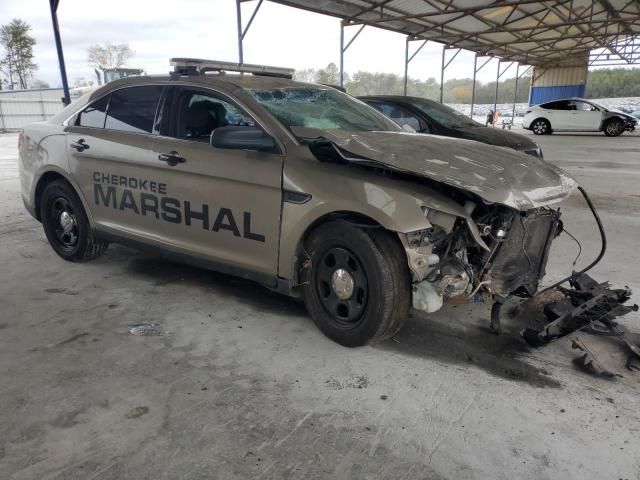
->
[[1, 0, 510, 88], [0, 0, 631, 89]]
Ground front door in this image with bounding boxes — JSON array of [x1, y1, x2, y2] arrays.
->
[[149, 86, 284, 278], [570, 100, 602, 131]]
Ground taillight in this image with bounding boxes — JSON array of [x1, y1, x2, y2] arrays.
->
[[18, 130, 24, 151]]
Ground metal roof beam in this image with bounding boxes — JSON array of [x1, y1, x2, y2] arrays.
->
[[347, 0, 555, 24]]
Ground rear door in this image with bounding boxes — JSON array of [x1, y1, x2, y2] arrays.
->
[[66, 84, 165, 235], [542, 100, 572, 130], [148, 86, 284, 278]]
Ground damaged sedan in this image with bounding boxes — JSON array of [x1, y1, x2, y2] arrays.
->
[[19, 58, 636, 348]]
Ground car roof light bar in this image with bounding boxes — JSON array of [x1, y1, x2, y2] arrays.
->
[[170, 58, 294, 79]]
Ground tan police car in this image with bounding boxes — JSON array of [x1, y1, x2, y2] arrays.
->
[[19, 59, 578, 347]]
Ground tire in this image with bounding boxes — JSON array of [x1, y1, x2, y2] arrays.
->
[[41, 179, 108, 262], [530, 118, 551, 135], [604, 118, 624, 137], [300, 220, 410, 347]]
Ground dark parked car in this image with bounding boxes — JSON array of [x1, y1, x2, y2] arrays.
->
[[359, 95, 543, 158]]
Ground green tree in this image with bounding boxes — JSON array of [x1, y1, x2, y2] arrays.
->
[[31, 79, 50, 88], [315, 63, 340, 85], [0, 19, 37, 90], [586, 68, 640, 98], [293, 68, 316, 83]]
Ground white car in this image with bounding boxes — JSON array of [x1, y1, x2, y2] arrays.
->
[[523, 98, 637, 136]]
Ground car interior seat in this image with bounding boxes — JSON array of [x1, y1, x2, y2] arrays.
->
[[184, 100, 229, 140]]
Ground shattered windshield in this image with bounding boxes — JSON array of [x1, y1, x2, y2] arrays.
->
[[411, 98, 481, 129], [248, 87, 400, 135]]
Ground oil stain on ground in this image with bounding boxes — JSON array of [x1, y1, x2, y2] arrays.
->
[[383, 309, 561, 389]]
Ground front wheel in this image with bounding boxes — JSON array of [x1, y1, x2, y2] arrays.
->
[[531, 118, 551, 135], [300, 221, 410, 347], [604, 118, 625, 137], [41, 180, 109, 262]]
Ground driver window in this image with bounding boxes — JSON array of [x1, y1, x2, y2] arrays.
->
[[175, 90, 256, 142], [575, 101, 596, 111]]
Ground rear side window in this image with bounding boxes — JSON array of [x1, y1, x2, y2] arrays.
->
[[104, 86, 164, 134], [541, 100, 569, 110], [369, 102, 422, 131], [75, 96, 109, 128]]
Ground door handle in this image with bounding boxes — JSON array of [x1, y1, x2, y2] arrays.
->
[[158, 151, 186, 166], [70, 139, 90, 152]]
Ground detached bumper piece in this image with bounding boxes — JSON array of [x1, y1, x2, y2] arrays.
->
[[521, 273, 640, 374]]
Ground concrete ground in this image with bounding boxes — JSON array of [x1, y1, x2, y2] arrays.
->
[[1, 129, 639, 480]]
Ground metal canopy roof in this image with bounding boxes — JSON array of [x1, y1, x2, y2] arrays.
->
[[270, 0, 640, 66]]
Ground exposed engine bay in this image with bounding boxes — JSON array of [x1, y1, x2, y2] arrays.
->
[[307, 136, 640, 376], [403, 203, 563, 313]]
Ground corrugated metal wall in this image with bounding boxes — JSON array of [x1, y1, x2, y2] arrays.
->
[[529, 84, 586, 105], [529, 59, 589, 105], [0, 89, 66, 130]]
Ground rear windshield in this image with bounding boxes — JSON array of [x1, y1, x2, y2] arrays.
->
[[411, 98, 480, 128], [247, 87, 400, 135]]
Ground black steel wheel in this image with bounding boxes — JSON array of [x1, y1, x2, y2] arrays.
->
[[314, 246, 368, 328], [49, 195, 80, 253], [301, 220, 410, 347], [531, 118, 551, 135], [41, 179, 108, 261]]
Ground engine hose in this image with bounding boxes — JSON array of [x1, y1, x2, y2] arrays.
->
[[538, 186, 607, 294]]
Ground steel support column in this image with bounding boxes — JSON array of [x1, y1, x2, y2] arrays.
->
[[340, 24, 344, 87], [439, 47, 461, 103], [403, 38, 427, 96], [493, 61, 500, 115], [49, 0, 70, 105], [339, 22, 365, 87], [511, 63, 520, 122], [470, 54, 477, 118], [469, 56, 492, 120], [511, 65, 531, 121], [439, 47, 445, 103], [493, 61, 515, 123], [236, 0, 264, 65]]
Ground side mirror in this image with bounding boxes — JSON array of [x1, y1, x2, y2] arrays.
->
[[210, 126, 278, 153]]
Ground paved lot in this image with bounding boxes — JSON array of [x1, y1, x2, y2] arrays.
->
[[1, 129, 639, 480]]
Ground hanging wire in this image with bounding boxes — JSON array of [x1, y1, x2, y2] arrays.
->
[[562, 227, 582, 268]]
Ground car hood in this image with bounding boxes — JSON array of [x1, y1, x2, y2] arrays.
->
[[295, 127, 578, 211], [452, 125, 537, 151]]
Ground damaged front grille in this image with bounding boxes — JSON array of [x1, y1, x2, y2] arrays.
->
[[488, 209, 562, 298]]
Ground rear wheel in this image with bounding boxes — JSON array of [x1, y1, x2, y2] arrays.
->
[[531, 118, 551, 135], [41, 180, 108, 261], [604, 118, 624, 137], [300, 221, 410, 347]]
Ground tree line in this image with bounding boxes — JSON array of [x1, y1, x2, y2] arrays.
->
[[1, 16, 640, 100], [297, 63, 640, 103]]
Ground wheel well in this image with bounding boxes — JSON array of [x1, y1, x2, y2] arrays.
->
[[531, 117, 549, 126], [302, 211, 381, 242], [294, 211, 403, 280], [34, 171, 67, 221]]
